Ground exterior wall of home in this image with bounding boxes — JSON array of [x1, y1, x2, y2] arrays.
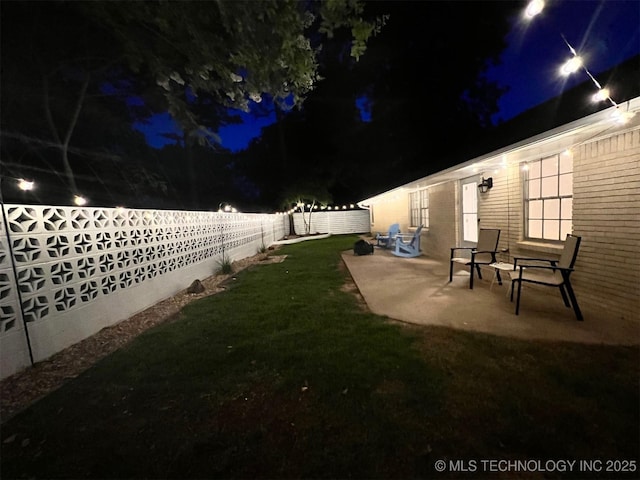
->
[[369, 193, 410, 237], [421, 171, 517, 262], [473, 128, 640, 321], [477, 165, 523, 262], [571, 127, 640, 320], [421, 182, 457, 260], [367, 123, 639, 321]]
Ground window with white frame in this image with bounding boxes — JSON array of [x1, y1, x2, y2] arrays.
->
[[525, 151, 573, 241], [409, 189, 429, 228]]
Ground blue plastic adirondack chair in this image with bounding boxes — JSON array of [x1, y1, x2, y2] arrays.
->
[[392, 225, 423, 258], [376, 223, 401, 248]]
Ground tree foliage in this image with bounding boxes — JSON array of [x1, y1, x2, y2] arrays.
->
[[1, 0, 382, 207], [0, 2, 159, 201], [2, 1, 523, 211], [82, 0, 384, 137], [240, 1, 522, 206]]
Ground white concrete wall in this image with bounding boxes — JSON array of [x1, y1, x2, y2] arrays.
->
[[0, 206, 289, 380]]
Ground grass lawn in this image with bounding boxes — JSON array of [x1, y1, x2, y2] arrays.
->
[[1, 235, 638, 479]]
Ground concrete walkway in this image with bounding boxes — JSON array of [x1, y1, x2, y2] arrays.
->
[[341, 246, 640, 345]]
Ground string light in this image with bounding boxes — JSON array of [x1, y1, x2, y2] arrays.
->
[[559, 56, 582, 75], [524, 0, 544, 19], [17, 179, 35, 191], [592, 88, 610, 103], [523, 0, 632, 123], [218, 202, 238, 213]]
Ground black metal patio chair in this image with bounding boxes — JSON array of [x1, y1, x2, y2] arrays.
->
[[449, 228, 501, 289], [511, 234, 583, 321]]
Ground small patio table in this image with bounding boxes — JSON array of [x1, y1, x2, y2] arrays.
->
[[489, 262, 516, 295]]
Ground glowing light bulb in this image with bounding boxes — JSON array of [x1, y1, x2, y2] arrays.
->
[[525, 0, 544, 18], [593, 88, 610, 102], [74, 195, 87, 206], [18, 179, 34, 191], [560, 56, 582, 75]]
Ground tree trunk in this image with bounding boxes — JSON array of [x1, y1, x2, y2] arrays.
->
[[43, 72, 90, 195]]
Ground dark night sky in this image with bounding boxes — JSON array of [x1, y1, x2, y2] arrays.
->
[[486, 0, 640, 122], [4, 0, 640, 210], [135, 0, 640, 151]]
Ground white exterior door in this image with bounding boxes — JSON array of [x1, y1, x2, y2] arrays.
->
[[460, 177, 479, 246]]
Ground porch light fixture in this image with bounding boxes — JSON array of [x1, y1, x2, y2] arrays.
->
[[478, 177, 493, 193]]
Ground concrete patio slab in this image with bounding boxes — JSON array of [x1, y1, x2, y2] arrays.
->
[[341, 246, 640, 345]]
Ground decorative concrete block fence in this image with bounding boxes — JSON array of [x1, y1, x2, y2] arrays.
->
[[0, 206, 371, 380], [0, 205, 290, 380]]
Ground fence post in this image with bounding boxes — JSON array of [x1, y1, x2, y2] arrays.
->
[[0, 193, 34, 366]]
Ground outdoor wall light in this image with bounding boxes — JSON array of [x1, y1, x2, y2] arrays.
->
[[478, 177, 493, 193]]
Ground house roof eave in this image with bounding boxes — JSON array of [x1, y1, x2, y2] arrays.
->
[[358, 97, 640, 207]]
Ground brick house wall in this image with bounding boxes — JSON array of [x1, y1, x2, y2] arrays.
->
[[571, 128, 640, 320], [360, 111, 639, 322]]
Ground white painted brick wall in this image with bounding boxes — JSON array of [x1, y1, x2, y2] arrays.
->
[[362, 124, 640, 322]]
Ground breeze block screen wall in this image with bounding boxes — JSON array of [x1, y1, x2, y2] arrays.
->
[[0, 205, 289, 380]]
